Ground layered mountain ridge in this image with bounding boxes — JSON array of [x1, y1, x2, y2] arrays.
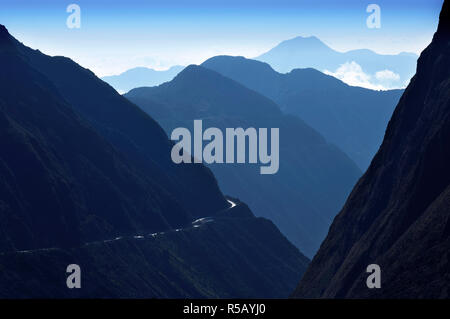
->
[[126, 64, 362, 257], [101, 65, 184, 93], [202, 56, 403, 170]]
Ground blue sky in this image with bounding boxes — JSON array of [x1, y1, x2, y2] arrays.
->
[[0, 0, 444, 76]]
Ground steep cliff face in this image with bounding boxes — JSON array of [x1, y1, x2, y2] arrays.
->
[[293, 0, 450, 299]]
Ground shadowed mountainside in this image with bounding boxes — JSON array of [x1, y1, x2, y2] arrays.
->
[[293, 0, 450, 298]]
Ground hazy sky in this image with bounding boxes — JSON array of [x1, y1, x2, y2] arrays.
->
[[0, 0, 444, 76]]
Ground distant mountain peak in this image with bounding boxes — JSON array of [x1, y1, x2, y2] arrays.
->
[[101, 65, 184, 93], [118, 65, 184, 75], [289, 35, 321, 42], [274, 35, 332, 51], [291, 35, 322, 42]]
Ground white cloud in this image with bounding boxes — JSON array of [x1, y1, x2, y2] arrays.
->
[[324, 62, 405, 90], [375, 70, 401, 81], [324, 61, 385, 90]]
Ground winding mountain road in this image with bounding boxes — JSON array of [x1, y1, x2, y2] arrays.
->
[[0, 198, 239, 256]]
